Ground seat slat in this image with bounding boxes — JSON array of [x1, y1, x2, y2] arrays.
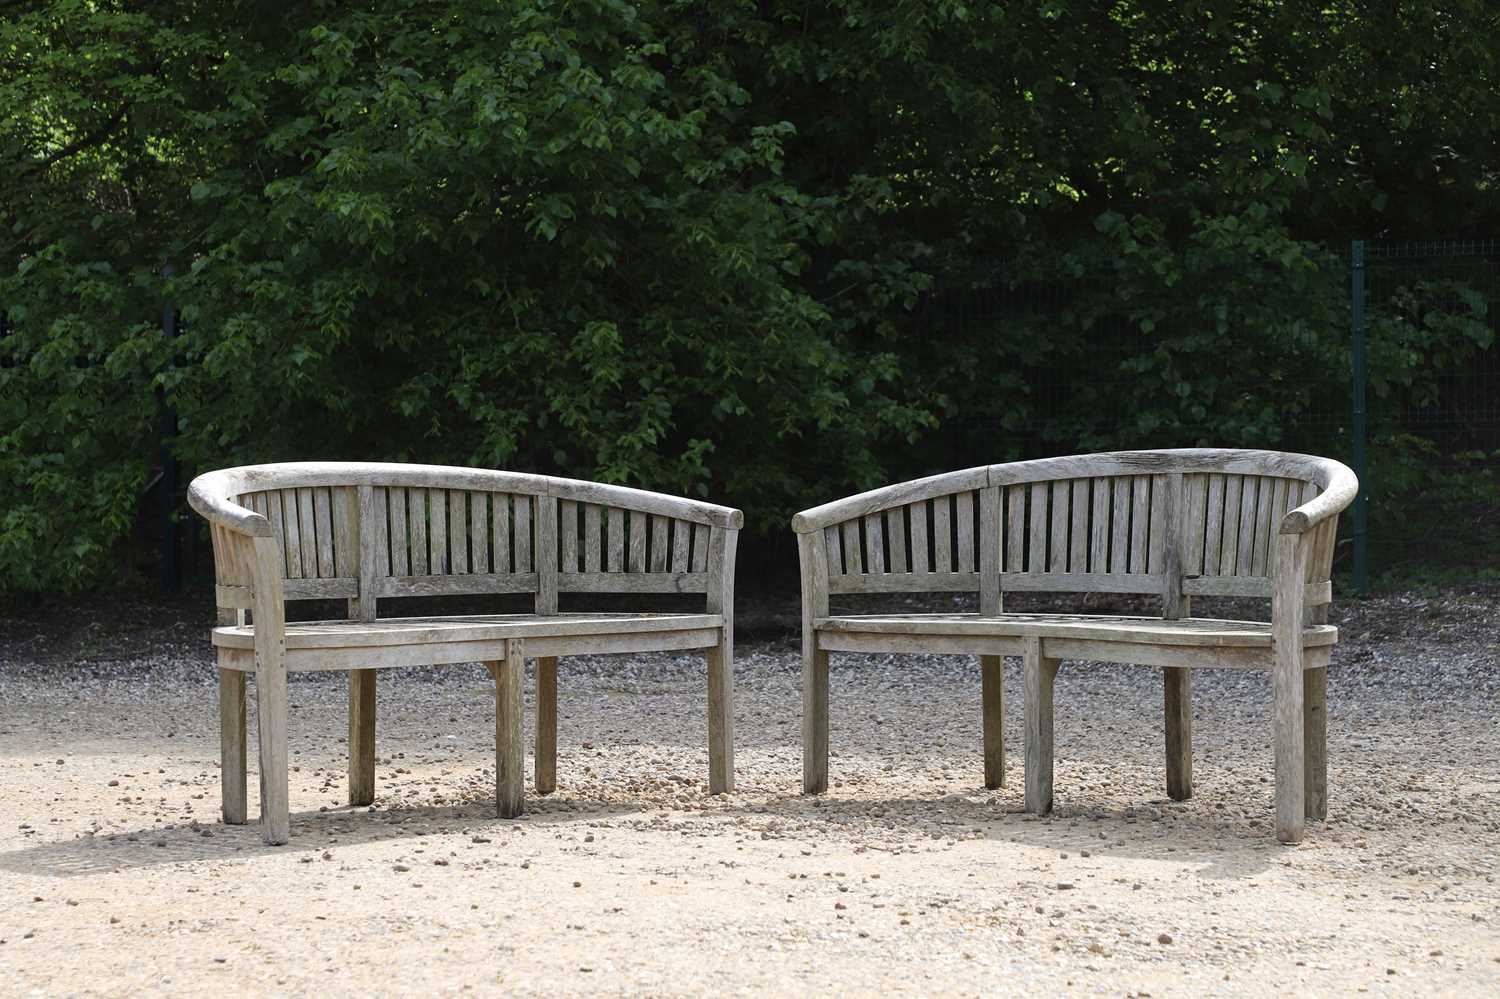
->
[[813, 611, 1338, 648]]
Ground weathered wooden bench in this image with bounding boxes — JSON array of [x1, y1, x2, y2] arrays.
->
[[793, 449, 1357, 843], [189, 462, 740, 844]]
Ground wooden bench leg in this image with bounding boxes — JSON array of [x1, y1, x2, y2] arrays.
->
[[1023, 636, 1058, 815], [1272, 651, 1306, 844], [981, 655, 1005, 790], [1164, 666, 1193, 801], [219, 668, 247, 825], [1304, 666, 1328, 821], [348, 669, 376, 807], [707, 640, 735, 794], [255, 664, 291, 845], [490, 640, 525, 819], [535, 656, 558, 795], [802, 646, 830, 794]]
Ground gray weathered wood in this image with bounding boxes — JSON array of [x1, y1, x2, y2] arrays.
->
[[981, 654, 1004, 789], [827, 571, 981, 594], [1006, 484, 1025, 572], [1272, 531, 1311, 844], [672, 517, 691, 573], [1088, 478, 1109, 574], [1304, 666, 1328, 821], [628, 509, 647, 573], [493, 493, 514, 574], [470, 491, 490, 574], [297, 487, 317, 577], [409, 487, 429, 575], [491, 639, 525, 819], [333, 487, 358, 580], [1160, 472, 1187, 619], [313, 488, 335, 578], [559, 499, 578, 574], [910, 501, 930, 574], [250, 534, 290, 844], [1203, 473, 1226, 575], [1219, 475, 1243, 575], [842, 519, 863, 575], [1235, 476, 1259, 577], [272, 490, 297, 578], [692, 523, 710, 573], [864, 512, 886, 573], [559, 571, 710, 594], [388, 486, 409, 577], [1029, 483, 1048, 573], [449, 490, 469, 575], [429, 488, 448, 574], [1048, 481, 1068, 573], [706, 524, 737, 794], [955, 490, 975, 573], [1110, 476, 1130, 573], [349, 668, 376, 806], [800, 528, 831, 795], [536, 655, 558, 795], [650, 514, 670, 572], [219, 667, 247, 824], [1182, 473, 1207, 576], [825, 524, 843, 576], [1067, 480, 1087, 572], [1129, 475, 1151, 573], [1147, 474, 1167, 574], [535, 496, 558, 613], [1024, 635, 1058, 815], [1164, 666, 1192, 801], [979, 487, 1001, 615], [933, 494, 953, 573], [514, 494, 532, 572], [585, 503, 602, 573], [609, 508, 626, 572], [356, 485, 382, 622]]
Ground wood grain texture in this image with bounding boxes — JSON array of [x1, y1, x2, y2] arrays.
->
[[979, 487, 1001, 615], [692, 523, 710, 573], [629, 509, 647, 572], [651, 514, 670, 572], [1182, 473, 1207, 576], [535, 496, 558, 614], [886, 507, 908, 573], [1203, 473, 1226, 575], [955, 490, 975, 573], [1110, 477, 1130, 573], [1029, 483, 1048, 573], [584, 503, 602, 573], [1069, 479, 1089, 572], [1272, 532, 1311, 844], [706, 525, 737, 795], [219, 668, 247, 825], [672, 517, 691, 573], [607, 508, 625, 572], [1048, 481, 1068, 573], [934, 494, 953, 573], [493, 494, 512, 574], [470, 491, 490, 574], [249, 534, 290, 845], [864, 512, 886, 573], [429, 488, 448, 574], [1024, 635, 1058, 815], [1235, 476, 1259, 576], [449, 490, 469, 575], [981, 654, 1005, 790], [559, 499, 578, 574], [491, 640, 525, 819], [842, 519, 863, 575], [1219, 475, 1243, 575], [1129, 475, 1150, 573], [1304, 666, 1328, 821], [387, 487, 409, 577], [800, 529, 831, 795], [1164, 666, 1192, 801], [297, 487, 317, 577], [910, 501, 930, 574], [409, 487, 428, 575], [535, 656, 558, 795], [514, 495, 532, 573], [1006, 484, 1025, 572], [825, 524, 843, 576], [355, 485, 382, 622], [313, 488, 335, 578], [348, 669, 376, 806]]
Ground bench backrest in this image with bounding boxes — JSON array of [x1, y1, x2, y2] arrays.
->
[[792, 449, 1357, 620], [191, 463, 741, 623]]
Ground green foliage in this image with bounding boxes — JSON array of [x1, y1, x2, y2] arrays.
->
[[3, 0, 1498, 591]]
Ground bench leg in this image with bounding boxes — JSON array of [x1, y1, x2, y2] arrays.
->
[[707, 639, 735, 794], [489, 640, 525, 819], [802, 646, 830, 794], [535, 656, 557, 795], [1023, 636, 1059, 815], [1164, 666, 1193, 801], [255, 665, 291, 845], [1272, 650, 1306, 844], [348, 669, 376, 807], [1304, 667, 1328, 821], [219, 668, 247, 825], [981, 655, 1005, 790]]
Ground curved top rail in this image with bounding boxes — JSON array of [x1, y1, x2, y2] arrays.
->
[[791, 449, 1357, 535], [189, 462, 743, 537]]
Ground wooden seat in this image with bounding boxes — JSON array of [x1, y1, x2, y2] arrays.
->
[[190, 462, 741, 845], [793, 448, 1358, 844], [213, 612, 724, 671], [814, 613, 1337, 664]]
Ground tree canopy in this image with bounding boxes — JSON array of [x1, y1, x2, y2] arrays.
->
[[3, 1, 1498, 591]]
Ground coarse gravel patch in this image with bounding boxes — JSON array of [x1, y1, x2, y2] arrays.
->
[[1, 587, 1497, 996]]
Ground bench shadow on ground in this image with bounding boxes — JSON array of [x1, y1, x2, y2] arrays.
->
[[1, 780, 1284, 881]]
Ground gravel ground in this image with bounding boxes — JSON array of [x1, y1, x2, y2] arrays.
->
[[1, 587, 1498, 997]]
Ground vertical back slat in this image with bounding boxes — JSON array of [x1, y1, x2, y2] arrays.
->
[[313, 488, 335, 578], [1129, 475, 1151, 573], [373, 487, 390, 577], [408, 489, 428, 574], [1006, 485, 1025, 572], [470, 492, 490, 574], [278, 490, 302, 578], [296, 487, 317, 577], [585, 504, 602, 573], [535, 496, 557, 611], [910, 500, 930, 574], [1203, 474, 1226, 575], [1147, 474, 1167, 573], [514, 495, 533, 572], [650, 514, 670, 571], [1109, 476, 1130, 573], [429, 489, 448, 574], [1048, 481, 1068, 573], [628, 510, 647, 572], [1089, 478, 1110, 573], [333, 487, 358, 578], [608, 508, 626, 572], [691, 523, 709, 573], [671, 518, 691, 572], [492, 493, 512, 573], [1069, 480, 1088, 572], [1252, 478, 1282, 577], [864, 513, 886, 573], [886, 507, 908, 573], [388, 487, 409, 576], [1219, 475, 1243, 575], [1183, 474, 1207, 576], [559, 499, 578, 574], [955, 491, 975, 573], [449, 490, 469, 575], [933, 494, 952, 573], [1029, 483, 1049, 573], [980, 487, 1001, 614], [841, 519, 863, 574], [1234, 476, 1259, 576], [825, 524, 844, 576]]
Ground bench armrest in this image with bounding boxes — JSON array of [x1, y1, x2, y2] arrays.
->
[[1279, 462, 1359, 535], [189, 471, 273, 537]]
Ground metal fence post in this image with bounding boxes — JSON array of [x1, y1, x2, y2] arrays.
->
[[1350, 240, 1369, 596], [160, 263, 179, 593]]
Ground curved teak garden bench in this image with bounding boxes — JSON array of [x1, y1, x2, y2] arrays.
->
[[190, 462, 740, 844], [793, 449, 1357, 843]]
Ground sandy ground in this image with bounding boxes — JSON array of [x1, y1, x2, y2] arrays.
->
[[2, 588, 1499, 997]]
